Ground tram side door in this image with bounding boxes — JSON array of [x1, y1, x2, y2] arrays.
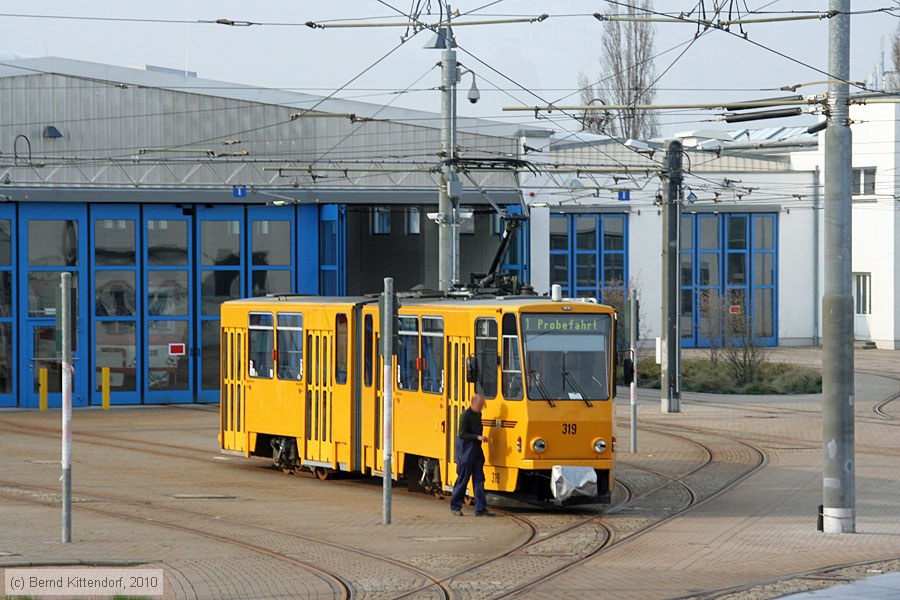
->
[[444, 335, 473, 490], [358, 309, 380, 473], [220, 327, 247, 453], [305, 329, 334, 466]]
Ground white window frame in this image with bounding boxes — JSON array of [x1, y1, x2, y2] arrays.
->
[[853, 272, 871, 315], [370, 207, 391, 235], [404, 207, 421, 235], [851, 167, 876, 197]]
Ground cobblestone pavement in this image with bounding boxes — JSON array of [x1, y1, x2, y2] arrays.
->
[[0, 348, 897, 599]]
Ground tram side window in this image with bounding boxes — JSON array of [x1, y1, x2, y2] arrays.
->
[[335, 313, 349, 384], [501, 313, 523, 399], [421, 316, 444, 394], [248, 312, 274, 379], [475, 318, 498, 399], [364, 314, 374, 387], [398, 316, 419, 391], [276, 313, 303, 380]]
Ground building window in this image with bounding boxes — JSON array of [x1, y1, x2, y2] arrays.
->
[[854, 273, 871, 315], [459, 209, 475, 235], [852, 168, 876, 197], [404, 208, 421, 235], [491, 212, 502, 236], [371, 207, 391, 235]]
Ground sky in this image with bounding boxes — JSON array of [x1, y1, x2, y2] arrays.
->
[[2, 1, 898, 136]]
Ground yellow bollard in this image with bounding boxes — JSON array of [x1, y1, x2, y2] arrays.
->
[[101, 367, 110, 410], [39, 368, 48, 411]]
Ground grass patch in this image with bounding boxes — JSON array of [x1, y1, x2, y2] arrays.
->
[[621, 357, 822, 395]]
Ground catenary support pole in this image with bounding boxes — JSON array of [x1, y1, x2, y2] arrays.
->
[[822, 0, 855, 534], [629, 289, 638, 453], [382, 277, 394, 525], [60, 271, 72, 543], [660, 140, 682, 413], [438, 16, 459, 291]]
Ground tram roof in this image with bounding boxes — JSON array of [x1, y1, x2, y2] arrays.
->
[[224, 294, 613, 310]]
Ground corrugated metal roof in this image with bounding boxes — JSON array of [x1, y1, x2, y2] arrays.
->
[[0, 56, 551, 139]]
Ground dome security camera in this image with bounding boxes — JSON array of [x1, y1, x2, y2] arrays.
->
[[467, 80, 480, 104]]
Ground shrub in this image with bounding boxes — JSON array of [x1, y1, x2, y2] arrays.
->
[[618, 357, 822, 395]]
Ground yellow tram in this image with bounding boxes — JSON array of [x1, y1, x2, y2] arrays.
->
[[218, 292, 617, 504]]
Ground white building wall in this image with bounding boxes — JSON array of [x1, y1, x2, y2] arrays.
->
[[792, 103, 900, 349], [850, 103, 899, 349]]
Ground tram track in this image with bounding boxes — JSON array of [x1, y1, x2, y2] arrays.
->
[[0, 478, 454, 600], [669, 555, 900, 600], [484, 430, 732, 599], [0, 479, 354, 599], [411, 427, 766, 600]]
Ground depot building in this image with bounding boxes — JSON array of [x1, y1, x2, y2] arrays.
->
[[0, 55, 896, 409], [0, 56, 536, 408]]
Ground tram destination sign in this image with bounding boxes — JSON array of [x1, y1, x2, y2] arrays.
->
[[521, 314, 607, 334]]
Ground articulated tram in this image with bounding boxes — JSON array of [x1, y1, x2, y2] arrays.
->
[[218, 292, 617, 504]]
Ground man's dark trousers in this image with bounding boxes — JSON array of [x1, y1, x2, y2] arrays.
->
[[450, 457, 487, 512]]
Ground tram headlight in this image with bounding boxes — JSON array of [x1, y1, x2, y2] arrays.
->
[[592, 438, 607, 453], [532, 438, 546, 453]]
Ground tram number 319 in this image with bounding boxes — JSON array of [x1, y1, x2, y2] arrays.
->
[[562, 423, 577, 435]]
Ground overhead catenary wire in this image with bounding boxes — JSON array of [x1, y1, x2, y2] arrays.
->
[[3, 1, 896, 192]]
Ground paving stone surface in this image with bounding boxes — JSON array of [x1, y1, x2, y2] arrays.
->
[[0, 347, 897, 599]]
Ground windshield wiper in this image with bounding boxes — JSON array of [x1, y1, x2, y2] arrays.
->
[[563, 370, 593, 407], [528, 369, 555, 407], [561, 353, 592, 406]]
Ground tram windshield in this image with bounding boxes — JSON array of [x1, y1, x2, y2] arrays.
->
[[521, 313, 611, 402]]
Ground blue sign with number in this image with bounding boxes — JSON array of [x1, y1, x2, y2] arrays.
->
[[617, 190, 630, 201], [233, 185, 247, 198]]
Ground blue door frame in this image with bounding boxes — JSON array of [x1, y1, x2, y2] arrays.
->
[[18, 204, 89, 408], [247, 205, 296, 296], [7, 202, 345, 407], [319, 204, 346, 296], [90, 204, 142, 405], [680, 212, 778, 348], [549, 213, 628, 304], [297, 204, 320, 294], [0, 204, 16, 407], [196, 205, 244, 403], [143, 205, 194, 404]]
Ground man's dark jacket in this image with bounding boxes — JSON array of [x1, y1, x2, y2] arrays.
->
[[454, 407, 484, 465]]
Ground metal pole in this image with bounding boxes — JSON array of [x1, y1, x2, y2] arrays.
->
[[660, 139, 682, 413], [629, 288, 638, 453], [822, 0, 855, 534], [438, 18, 459, 291], [60, 272, 72, 543], [382, 277, 394, 525]]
